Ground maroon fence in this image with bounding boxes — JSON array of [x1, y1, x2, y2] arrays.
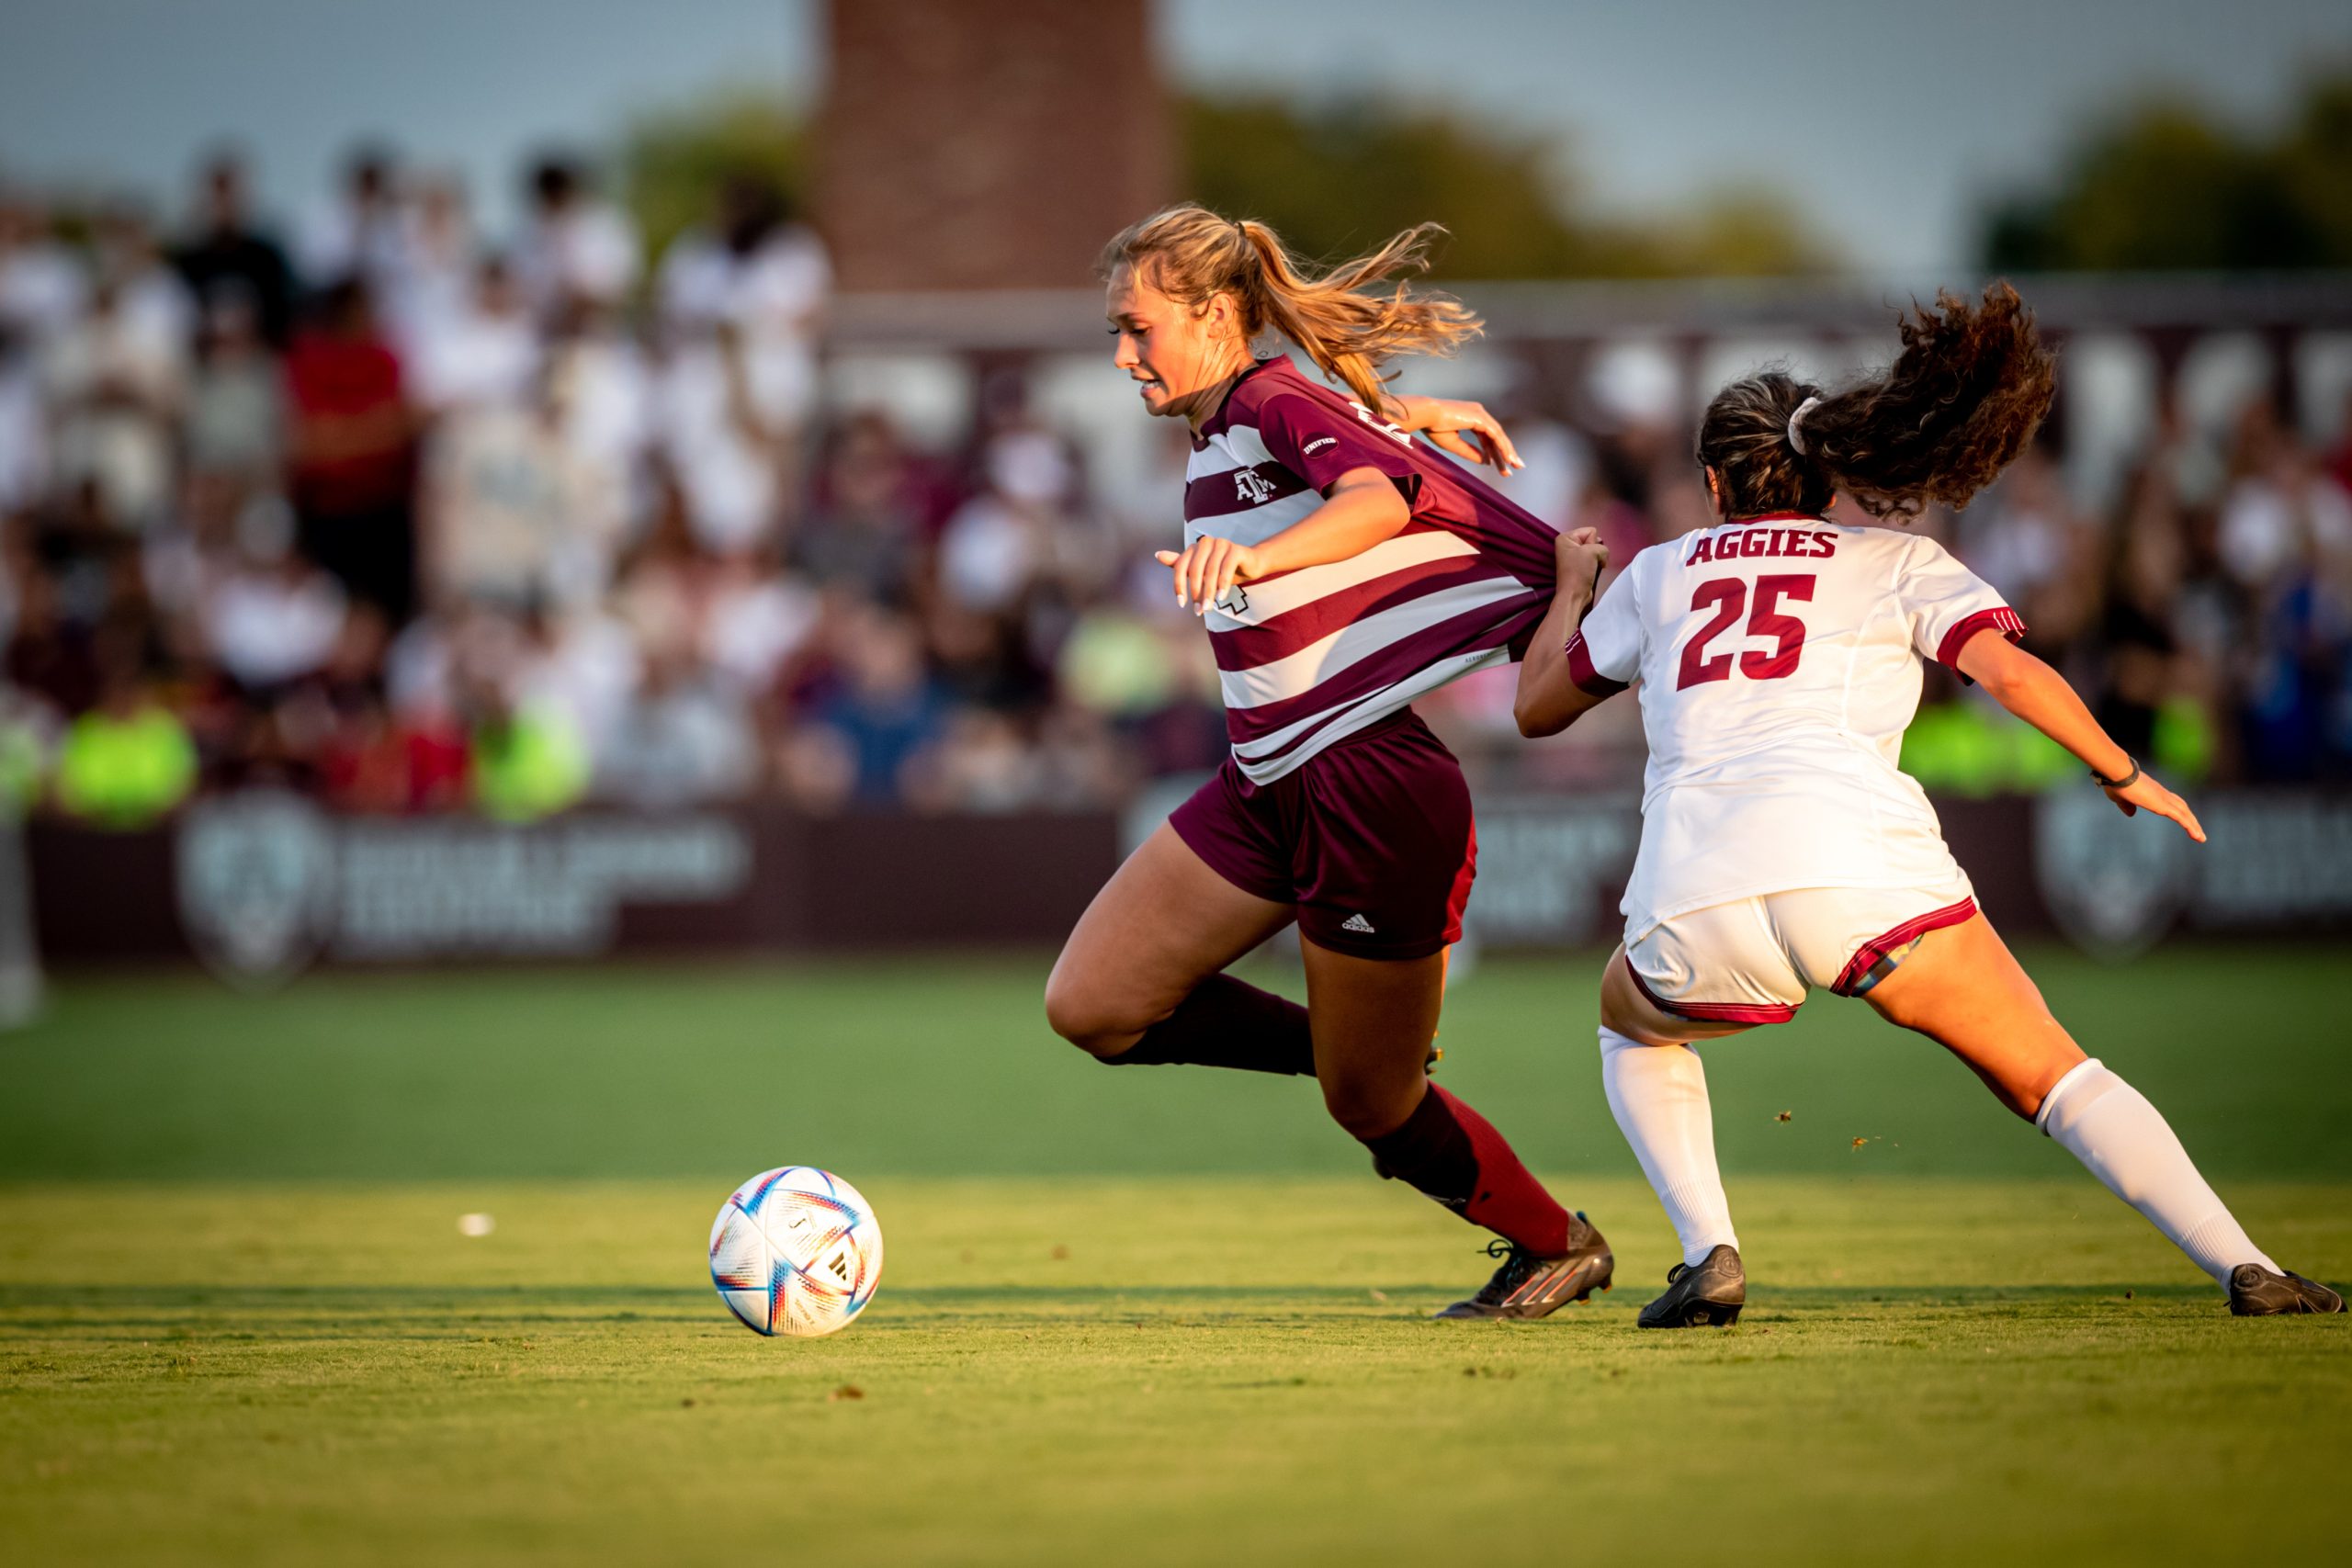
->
[[23, 786, 2352, 981]]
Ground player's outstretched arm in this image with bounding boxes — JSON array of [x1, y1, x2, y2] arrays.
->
[[1513, 529, 1611, 738], [1384, 394, 1522, 474], [1155, 466, 1409, 615], [1954, 631, 2206, 842]]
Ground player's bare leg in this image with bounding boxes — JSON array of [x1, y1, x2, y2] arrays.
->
[[1302, 938, 1611, 1318], [1852, 913, 2082, 1116], [1599, 946, 1751, 1326], [1867, 913, 2340, 1313], [1297, 939, 1446, 1140], [1045, 823, 1300, 1069]]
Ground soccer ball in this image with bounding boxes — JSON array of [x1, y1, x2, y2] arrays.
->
[[708, 1167, 885, 1337]]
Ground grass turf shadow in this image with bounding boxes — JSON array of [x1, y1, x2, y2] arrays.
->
[[0, 1278, 2240, 1337]]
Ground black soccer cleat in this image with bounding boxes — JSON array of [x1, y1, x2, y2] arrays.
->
[[1434, 1213, 1613, 1320], [2227, 1264, 2346, 1316], [1637, 1244, 1746, 1328]]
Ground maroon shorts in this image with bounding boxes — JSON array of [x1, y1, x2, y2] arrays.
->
[[1170, 709, 1476, 962]]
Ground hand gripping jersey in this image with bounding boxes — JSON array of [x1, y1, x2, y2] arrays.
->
[[1184, 357, 1559, 782], [1565, 514, 2025, 942]]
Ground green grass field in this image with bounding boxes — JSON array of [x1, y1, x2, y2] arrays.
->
[[4, 948, 2347, 1566]]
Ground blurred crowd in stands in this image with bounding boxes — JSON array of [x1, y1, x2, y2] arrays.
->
[[1902, 403, 2352, 796], [2, 144, 2350, 829], [0, 145, 1227, 828]]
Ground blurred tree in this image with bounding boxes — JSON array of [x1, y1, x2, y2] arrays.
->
[[2280, 72, 2352, 263], [615, 87, 1829, 282], [620, 90, 806, 264], [1984, 68, 2352, 271], [1646, 186, 1833, 278], [1181, 95, 1581, 275], [1181, 95, 1826, 279]]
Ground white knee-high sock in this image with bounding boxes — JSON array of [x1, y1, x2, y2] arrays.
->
[[2036, 1058, 2278, 1287], [1600, 1026, 1737, 1268]]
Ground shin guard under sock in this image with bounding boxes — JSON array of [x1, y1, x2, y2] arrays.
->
[[2036, 1057, 2278, 1285], [1599, 1026, 1739, 1268], [1110, 975, 1317, 1077], [1363, 1083, 1572, 1257]]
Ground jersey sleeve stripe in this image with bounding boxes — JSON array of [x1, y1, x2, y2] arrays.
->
[[1209, 555, 1520, 671], [1934, 605, 2029, 676], [1216, 578, 1533, 711], [1231, 644, 1517, 776], [1186, 423, 1276, 477], [1565, 630, 1630, 696], [1201, 525, 1471, 631], [1227, 595, 1544, 747], [1182, 487, 1322, 548]]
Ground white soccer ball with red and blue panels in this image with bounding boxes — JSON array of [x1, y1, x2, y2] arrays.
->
[[708, 1167, 884, 1337]]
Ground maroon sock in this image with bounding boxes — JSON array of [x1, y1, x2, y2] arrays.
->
[[1362, 1083, 1571, 1256], [1109, 975, 1317, 1077]]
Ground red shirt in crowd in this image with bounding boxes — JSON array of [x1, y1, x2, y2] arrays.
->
[[285, 331, 413, 515]]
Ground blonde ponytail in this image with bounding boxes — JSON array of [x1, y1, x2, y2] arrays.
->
[[1099, 205, 1482, 411]]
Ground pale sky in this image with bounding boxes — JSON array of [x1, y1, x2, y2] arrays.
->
[[0, 0, 2346, 276]]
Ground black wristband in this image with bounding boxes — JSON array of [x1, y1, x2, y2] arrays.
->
[[2093, 757, 2140, 790]]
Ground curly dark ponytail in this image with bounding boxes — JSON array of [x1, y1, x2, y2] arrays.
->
[[1697, 282, 2057, 521]]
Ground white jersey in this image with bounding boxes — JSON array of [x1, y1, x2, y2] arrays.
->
[[1566, 513, 2022, 942]]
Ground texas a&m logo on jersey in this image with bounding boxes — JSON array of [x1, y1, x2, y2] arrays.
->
[[1232, 468, 1277, 504], [1347, 400, 1413, 447]]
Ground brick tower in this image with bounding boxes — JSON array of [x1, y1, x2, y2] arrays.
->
[[817, 0, 1173, 292]]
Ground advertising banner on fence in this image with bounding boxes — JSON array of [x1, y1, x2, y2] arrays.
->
[[173, 792, 756, 980], [22, 786, 2351, 978], [29, 797, 1123, 980], [1460, 787, 2352, 954]]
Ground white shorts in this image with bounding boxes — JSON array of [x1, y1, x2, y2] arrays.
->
[[1623, 879, 1978, 1026]]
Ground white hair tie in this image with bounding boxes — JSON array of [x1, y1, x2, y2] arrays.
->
[[1786, 396, 1823, 456]]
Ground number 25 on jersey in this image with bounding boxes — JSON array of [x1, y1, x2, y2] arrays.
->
[[1677, 574, 1816, 690]]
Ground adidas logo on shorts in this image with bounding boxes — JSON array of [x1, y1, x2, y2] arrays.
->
[[1340, 913, 1377, 934]]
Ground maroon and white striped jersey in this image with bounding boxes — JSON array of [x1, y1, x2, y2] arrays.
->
[[1566, 514, 2023, 938], [1184, 356, 1558, 782]]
